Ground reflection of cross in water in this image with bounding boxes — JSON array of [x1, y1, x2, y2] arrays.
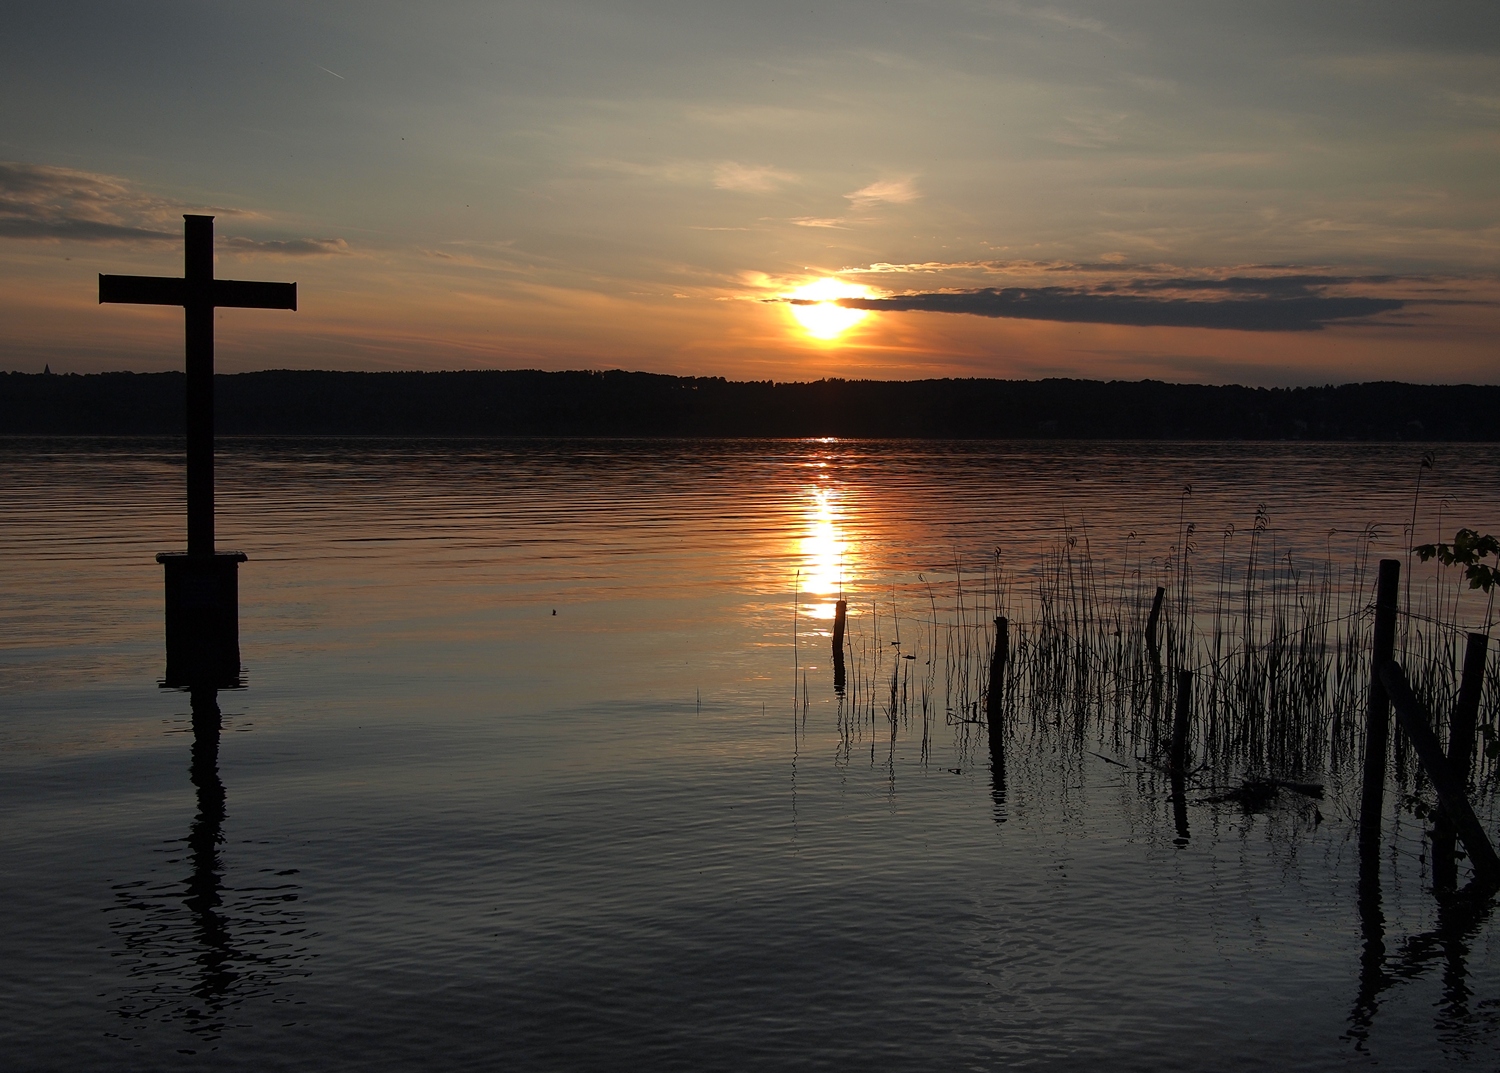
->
[[107, 687, 307, 1035], [99, 216, 294, 557], [185, 687, 235, 1014]]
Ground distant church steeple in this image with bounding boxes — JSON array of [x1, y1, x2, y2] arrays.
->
[[43, 364, 51, 374]]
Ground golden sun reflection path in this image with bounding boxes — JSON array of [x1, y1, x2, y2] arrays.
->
[[796, 478, 854, 623]]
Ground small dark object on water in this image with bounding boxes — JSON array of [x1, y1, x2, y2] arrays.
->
[[1201, 778, 1325, 813], [552, 609, 557, 615]]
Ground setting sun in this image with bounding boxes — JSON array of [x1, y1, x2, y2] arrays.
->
[[785, 277, 875, 341]]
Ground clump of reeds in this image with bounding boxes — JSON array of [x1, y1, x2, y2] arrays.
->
[[831, 501, 1498, 796]]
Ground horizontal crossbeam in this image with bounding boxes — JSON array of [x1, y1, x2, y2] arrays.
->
[[214, 279, 296, 310], [99, 274, 184, 306], [99, 275, 297, 310]]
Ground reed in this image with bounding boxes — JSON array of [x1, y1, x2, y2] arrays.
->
[[831, 511, 1499, 797]]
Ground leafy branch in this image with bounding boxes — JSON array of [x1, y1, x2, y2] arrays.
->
[[1414, 528, 1500, 592]]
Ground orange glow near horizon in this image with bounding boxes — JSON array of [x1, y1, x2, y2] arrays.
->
[[785, 278, 875, 342]]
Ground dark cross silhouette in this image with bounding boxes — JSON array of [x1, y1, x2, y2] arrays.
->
[[100, 214, 295, 555], [100, 215, 295, 685]]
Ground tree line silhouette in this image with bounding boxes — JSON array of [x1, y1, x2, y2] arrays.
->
[[3, 369, 1497, 439]]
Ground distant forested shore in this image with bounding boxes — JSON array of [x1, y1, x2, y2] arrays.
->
[[2, 369, 1497, 440]]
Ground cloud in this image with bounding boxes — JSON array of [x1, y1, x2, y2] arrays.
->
[[0, 161, 347, 257], [0, 159, 308, 255], [0, 161, 177, 242], [1030, 7, 1109, 35], [712, 162, 797, 193], [836, 276, 1409, 331], [791, 217, 846, 228], [845, 178, 920, 208], [222, 236, 350, 256]]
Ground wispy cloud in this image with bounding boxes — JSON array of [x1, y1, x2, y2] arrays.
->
[[0, 161, 178, 242], [0, 161, 345, 258], [1030, 7, 1109, 35], [222, 236, 350, 256], [845, 178, 920, 209], [712, 162, 797, 193]]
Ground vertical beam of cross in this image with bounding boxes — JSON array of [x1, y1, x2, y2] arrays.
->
[[184, 216, 215, 555], [100, 216, 296, 556]]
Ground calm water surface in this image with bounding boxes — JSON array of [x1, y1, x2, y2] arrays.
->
[[2, 438, 1499, 1071]]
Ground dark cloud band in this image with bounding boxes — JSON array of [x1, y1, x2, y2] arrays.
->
[[835, 286, 1404, 332]]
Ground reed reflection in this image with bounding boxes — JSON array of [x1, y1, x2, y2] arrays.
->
[[1347, 850, 1496, 1047]]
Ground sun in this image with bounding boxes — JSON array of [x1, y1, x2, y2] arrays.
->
[[785, 277, 875, 341]]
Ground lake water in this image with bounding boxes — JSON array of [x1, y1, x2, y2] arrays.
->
[[2, 437, 1499, 1071]]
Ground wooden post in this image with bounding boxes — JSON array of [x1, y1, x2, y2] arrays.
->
[[986, 616, 1009, 724], [1451, 633, 1488, 785], [1146, 586, 1166, 744], [988, 616, 1009, 821], [1360, 559, 1401, 856], [830, 599, 848, 694], [1379, 661, 1500, 886], [183, 215, 216, 557], [1170, 669, 1193, 776], [1145, 586, 1166, 659], [1435, 634, 1488, 890]]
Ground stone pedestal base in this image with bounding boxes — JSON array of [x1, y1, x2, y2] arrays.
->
[[157, 551, 247, 688]]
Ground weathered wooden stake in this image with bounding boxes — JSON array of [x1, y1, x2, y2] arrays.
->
[[986, 616, 1009, 725], [830, 599, 848, 694], [1359, 559, 1401, 856], [987, 616, 1009, 821], [1145, 586, 1166, 659], [1435, 633, 1489, 890], [1451, 632, 1489, 785], [1379, 660, 1500, 886], [1170, 669, 1193, 776]]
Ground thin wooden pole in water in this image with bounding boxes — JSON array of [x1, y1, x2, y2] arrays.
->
[[1145, 586, 1166, 660], [1359, 559, 1400, 857], [986, 616, 1009, 725], [1146, 586, 1166, 744], [1451, 632, 1488, 786], [1378, 661, 1500, 886], [1435, 633, 1489, 890], [987, 616, 1009, 821], [1170, 669, 1193, 776], [1168, 669, 1192, 845]]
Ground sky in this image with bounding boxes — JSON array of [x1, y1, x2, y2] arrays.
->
[[2, 1, 1498, 384]]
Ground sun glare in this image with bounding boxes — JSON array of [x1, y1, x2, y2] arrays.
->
[[786, 277, 874, 341]]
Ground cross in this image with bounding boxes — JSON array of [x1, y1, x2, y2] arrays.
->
[[100, 215, 296, 557]]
